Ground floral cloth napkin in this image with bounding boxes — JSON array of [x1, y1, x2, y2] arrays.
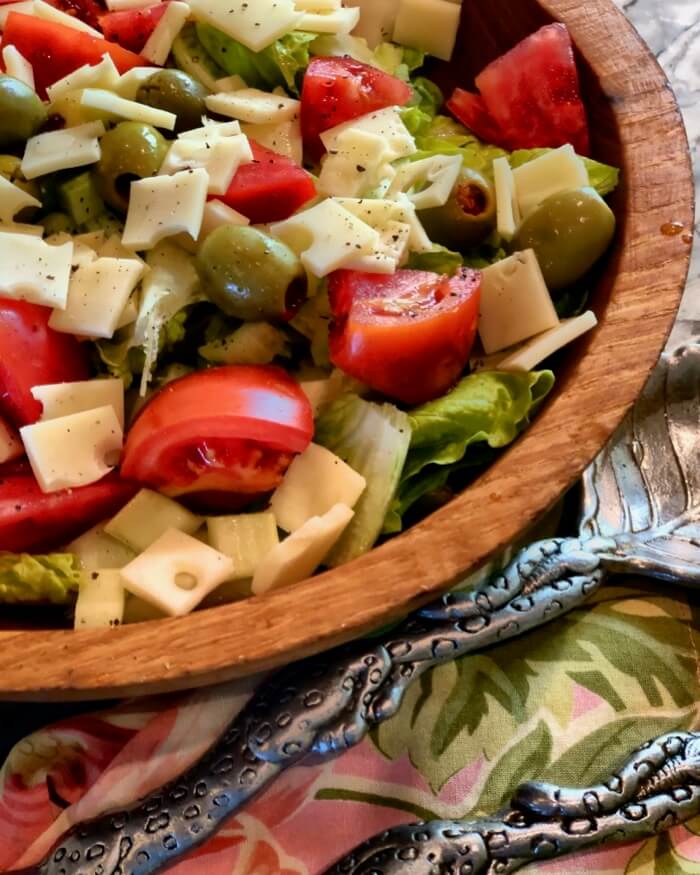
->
[[1, 577, 700, 874]]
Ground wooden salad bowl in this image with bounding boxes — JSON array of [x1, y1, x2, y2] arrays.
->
[[0, 0, 693, 701]]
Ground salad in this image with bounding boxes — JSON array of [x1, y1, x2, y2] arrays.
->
[[0, 0, 620, 627]]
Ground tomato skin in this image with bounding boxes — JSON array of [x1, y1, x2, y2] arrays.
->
[[100, 3, 168, 53], [329, 268, 481, 406], [301, 56, 412, 160], [215, 141, 316, 225], [446, 90, 512, 150], [121, 366, 314, 507], [0, 300, 90, 427], [0, 472, 138, 552]]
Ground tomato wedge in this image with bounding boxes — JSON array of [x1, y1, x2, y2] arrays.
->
[[121, 366, 314, 509], [0, 470, 138, 552], [100, 3, 169, 54], [0, 300, 90, 427], [301, 56, 412, 160], [1, 12, 145, 97], [329, 268, 481, 406]]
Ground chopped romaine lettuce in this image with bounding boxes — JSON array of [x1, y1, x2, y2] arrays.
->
[[0, 552, 81, 604], [410, 115, 508, 179], [509, 149, 620, 197], [290, 289, 331, 367], [406, 244, 463, 275], [409, 76, 443, 116]]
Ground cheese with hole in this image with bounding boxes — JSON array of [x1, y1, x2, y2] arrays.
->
[[80, 89, 176, 130], [205, 88, 300, 125], [74, 570, 126, 629], [122, 167, 209, 249], [2, 45, 33, 89], [0, 418, 22, 464], [318, 128, 394, 198], [270, 199, 381, 277], [33, 0, 102, 35], [297, 6, 359, 32], [106, 488, 203, 552], [321, 106, 415, 162], [49, 257, 146, 338], [388, 154, 462, 209], [160, 132, 252, 195], [0, 175, 40, 224], [0, 233, 72, 308], [495, 311, 598, 372], [252, 503, 353, 594], [0, 221, 43, 236], [120, 528, 234, 616], [142, 1, 190, 65], [20, 405, 123, 493], [68, 524, 137, 571], [271, 443, 366, 533], [478, 249, 560, 354], [513, 144, 588, 216], [188, 0, 303, 52], [392, 0, 461, 60], [115, 66, 162, 99], [31, 378, 124, 427], [493, 155, 520, 240], [46, 54, 120, 102], [21, 121, 104, 180], [0, 2, 33, 29]]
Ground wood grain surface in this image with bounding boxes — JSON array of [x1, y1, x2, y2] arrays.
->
[[0, 0, 693, 700]]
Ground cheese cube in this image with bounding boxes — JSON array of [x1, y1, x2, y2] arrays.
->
[[252, 503, 354, 595], [160, 133, 253, 195], [388, 154, 462, 209], [0, 233, 72, 308], [188, 0, 303, 52], [120, 529, 235, 616], [105, 489, 203, 552], [74, 570, 126, 629], [21, 121, 104, 180], [142, 1, 190, 65], [496, 311, 598, 372], [122, 168, 209, 250], [0, 175, 40, 224], [20, 405, 123, 493], [80, 89, 177, 130], [392, 0, 461, 61], [241, 117, 302, 164], [32, 378, 124, 427], [0, 418, 22, 464], [321, 106, 415, 162], [46, 54, 120, 102], [513, 144, 589, 217], [205, 88, 300, 125], [478, 249, 560, 354], [49, 257, 146, 338], [33, 0, 101, 35], [297, 6, 359, 32], [493, 156, 521, 241], [2, 45, 34, 89], [115, 66, 162, 100]]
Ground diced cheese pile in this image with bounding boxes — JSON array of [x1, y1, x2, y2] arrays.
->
[[160, 121, 254, 195]]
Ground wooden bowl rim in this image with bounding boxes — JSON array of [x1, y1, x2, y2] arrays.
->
[[2, 0, 694, 700]]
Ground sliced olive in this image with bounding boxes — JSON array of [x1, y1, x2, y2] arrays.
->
[[95, 122, 169, 212], [419, 166, 497, 250], [0, 75, 47, 149], [136, 70, 208, 135]]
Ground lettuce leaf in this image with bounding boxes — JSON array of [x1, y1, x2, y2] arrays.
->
[[406, 245, 463, 275], [509, 148, 620, 197], [0, 553, 81, 604], [410, 115, 508, 179]]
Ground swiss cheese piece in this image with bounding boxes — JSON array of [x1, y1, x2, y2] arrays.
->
[[74, 570, 125, 629], [160, 131, 253, 195], [344, 0, 399, 47], [142, 1, 190, 65], [120, 528, 234, 616], [271, 443, 366, 533], [240, 117, 302, 164], [493, 156, 521, 240], [115, 66, 162, 99], [80, 89, 177, 130], [31, 378, 125, 428], [0, 221, 43, 236], [214, 74, 247, 92], [105, 489, 203, 552], [0, 418, 22, 464], [0, 174, 40, 224], [318, 128, 394, 198], [392, 0, 461, 61], [122, 167, 209, 249], [46, 54, 120, 102], [496, 311, 598, 372], [336, 194, 433, 254], [175, 198, 250, 252], [297, 6, 359, 32], [179, 119, 242, 140], [478, 249, 560, 354], [2, 45, 33, 89], [388, 153, 462, 209], [20, 405, 123, 493], [321, 106, 416, 162], [205, 88, 300, 125], [512, 144, 588, 216], [252, 503, 354, 595], [49, 257, 146, 338], [106, 0, 160, 10], [33, 0, 101, 35], [188, 0, 303, 52], [0, 233, 72, 308], [21, 121, 104, 180]]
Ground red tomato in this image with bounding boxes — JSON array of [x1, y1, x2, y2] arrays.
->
[[1, 12, 145, 97], [445, 90, 511, 150], [0, 300, 89, 427], [301, 56, 412, 160], [0, 471, 138, 552], [51, 0, 105, 33], [448, 24, 589, 154], [329, 268, 481, 406], [215, 141, 316, 225], [100, 3, 168, 54], [121, 366, 314, 509]]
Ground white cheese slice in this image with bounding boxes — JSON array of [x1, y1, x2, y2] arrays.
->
[[0, 175, 40, 224], [20, 405, 123, 493], [2, 45, 34, 89], [496, 311, 598, 372], [160, 132, 253, 195], [46, 233, 102, 269], [105, 488, 203, 552], [179, 119, 242, 140], [205, 88, 300, 125], [271, 443, 366, 533], [241, 117, 302, 164], [388, 153, 462, 209], [0, 221, 43, 236], [270, 199, 381, 277], [49, 257, 146, 338], [392, 0, 461, 61], [321, 106, 415, 162], [33, 0, 102, 35], [21, 121, 104, 180], [31, 378, 125, 428], [74, 570, 126, 629], [141, 0, 190, 65], [68, 523, 137, 571], [188, 0, 303, 52], [295, 0, 341, 10], [297, 6, 359, 32], [336, 193, 432, 253], [120, 528, 234, 616], [252, 503, 354, 595], [97, 232, 147, 264], [0, 417, 22, 464], [318, 128, 394, 198], [46, 54, 120, 102], [122, 167, 209, 250], [214, 74, 247, 92], [114, 66, 162, 100], [493, 155, 521, 241], [175, 197, 250, 252], [106, 0, 160, 10], [116, 294, 139, 329], [0, 233, 72, 308], [0, 2, 33, 29], [80, 89, 177, 130], [512, 144, 589, 217], [344, 0, 399, 48], [478, 249, 560, 354]]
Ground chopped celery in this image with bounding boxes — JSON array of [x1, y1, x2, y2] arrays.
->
[[58, 171, 105, 227], [105, 489, 203, 553], [198, 322, 289, 365], [207, 511, 279, 579], [74, 570, 125, 629], [67, 523, 137, 570]]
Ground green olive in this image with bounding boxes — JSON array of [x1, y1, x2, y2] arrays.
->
[[197, 225, 305, 321], [136, 70, 208, 135], [418, 167, 497, 250], [0, 75, 47, 149], [514, 187, 616, 290], [95, 122, 169, 212]]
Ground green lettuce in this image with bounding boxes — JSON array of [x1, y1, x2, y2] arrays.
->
[[410, 115, 508, 179], [0, 553, 81, 604], [509, 149, 620, 197], [406, 245, 463, 275], [196, 23, 315, 94]]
